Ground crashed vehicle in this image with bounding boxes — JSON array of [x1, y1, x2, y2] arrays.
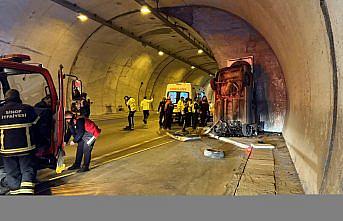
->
[[210, 56, 263, 137]]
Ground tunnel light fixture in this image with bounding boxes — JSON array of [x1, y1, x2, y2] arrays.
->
[[158, 51, 164, 56], [191, 66, 196, 69], [140, 6, 151, 15], [77, 13, 88, 22], [197, 49, 204, 54]]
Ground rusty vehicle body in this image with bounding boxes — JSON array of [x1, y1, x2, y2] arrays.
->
[[210, 57, 262, 136]]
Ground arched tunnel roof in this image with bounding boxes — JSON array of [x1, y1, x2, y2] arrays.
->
[[1, 0, 343, 195]]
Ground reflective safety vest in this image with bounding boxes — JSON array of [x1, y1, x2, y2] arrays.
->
[[126, 97, 136, 112], [0, 102, 39, 156], [140, 98, 153, 111], [177, 100, 185, 113]]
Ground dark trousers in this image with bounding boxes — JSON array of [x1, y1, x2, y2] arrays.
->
[[200, 113, 208, 127], [143, 110, 150, 124], [178, 112, 182, 126], [74, 140, 94, 169], [164, 113, 172, 130], [128, 111, 136, 129], [2, 154, 35, 191], [159, 111, 165, 128], [192, 113, 199, 129], [182, 113, 191, 131]]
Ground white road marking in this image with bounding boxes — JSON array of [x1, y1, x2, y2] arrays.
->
[[46, 136, 170, 182], [92, 135, 167, 161]]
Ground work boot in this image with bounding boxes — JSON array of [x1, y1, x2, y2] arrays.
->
[[0, 177, 9, 195], [77, 167, 90, 173], [68, 164, 81, 170]]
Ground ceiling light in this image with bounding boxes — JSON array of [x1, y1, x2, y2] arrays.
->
[[158, 51, 164, 56], [191, 66, 196, 69], [77, 14, 88, 22], [140, 6, 151, 15], [197, 49, 204, 54]]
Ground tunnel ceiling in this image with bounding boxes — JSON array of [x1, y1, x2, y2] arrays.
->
[[52, 0, 219, 76]]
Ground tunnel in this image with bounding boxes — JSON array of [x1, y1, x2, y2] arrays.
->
[[0, 0, 342, 195]]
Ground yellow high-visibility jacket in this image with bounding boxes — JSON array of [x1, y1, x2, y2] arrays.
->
[[126, 97, 136, 111], [177, 100, 185, 113], [140, 98, 154, 111]]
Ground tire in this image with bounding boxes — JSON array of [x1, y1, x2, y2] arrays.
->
[[242, 124, 253, 137]]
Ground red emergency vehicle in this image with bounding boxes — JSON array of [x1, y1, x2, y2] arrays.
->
[[0, 54, 65, 172]]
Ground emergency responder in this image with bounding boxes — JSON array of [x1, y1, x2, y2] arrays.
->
[[182, 98, 191, 132], [164, 97, 173, 130], [80, 93, 90, 118], [200, 96, 210, 127], [177, 97, 185, 126], [34, 95, 52, 108], [158, 97, 166, 128], [34, 95, 53, 155], [64, 111, 101, 172], [140, 96, 153, 125], [0, 89, 39, 195], [192, 98, 200, 130], [124, 96, 136, 130]]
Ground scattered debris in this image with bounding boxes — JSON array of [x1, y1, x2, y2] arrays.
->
[[204, 148, 225, 159]]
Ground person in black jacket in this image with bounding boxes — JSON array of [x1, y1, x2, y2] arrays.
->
[[158, 97, 166, 128], [200, 96, 210, 127], [79, 93, 90, 118], [64, 112, 88, 172], [0, 89, 39, 195]]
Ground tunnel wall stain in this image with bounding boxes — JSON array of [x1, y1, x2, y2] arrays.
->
[[163, 6, 287, 132]]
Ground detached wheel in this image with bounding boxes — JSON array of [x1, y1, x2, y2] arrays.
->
[[242, 124, 253, 137]]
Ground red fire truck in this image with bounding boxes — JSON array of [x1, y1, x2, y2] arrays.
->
[[0, 54, 66, 172]]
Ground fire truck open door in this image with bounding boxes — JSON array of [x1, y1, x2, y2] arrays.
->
[[55, 65, 66, 174]]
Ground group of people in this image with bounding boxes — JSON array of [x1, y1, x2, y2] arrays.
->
[[123, 94, 211, 132], [0, 89, 100, 195], [123, 95, 154, 130], [157, 96, 211, 132]]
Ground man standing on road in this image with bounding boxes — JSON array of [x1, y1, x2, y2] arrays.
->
[[158, 97, 166, 128], [164, 97, 174, 130], [124, 96, 136, 130], [0, 89, 39, 195], [200, 96, 210, 127], [177, 97, 185, 126], [140, 96, 153, 126], [64, 111, 101, 172]]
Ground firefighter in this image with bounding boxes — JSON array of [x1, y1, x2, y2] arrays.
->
[[124, 96, 136, 130], [64, 111, 101, 172], [177, 97, 185, 126], [140, 96, 153, 125], [0, 89, 39, 195], [158, 97, 166, 128], [164, 97, 174, 130], [34, 95, 53, 156]]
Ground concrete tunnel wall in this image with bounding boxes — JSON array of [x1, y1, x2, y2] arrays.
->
[[1, 0, 343, 194]]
